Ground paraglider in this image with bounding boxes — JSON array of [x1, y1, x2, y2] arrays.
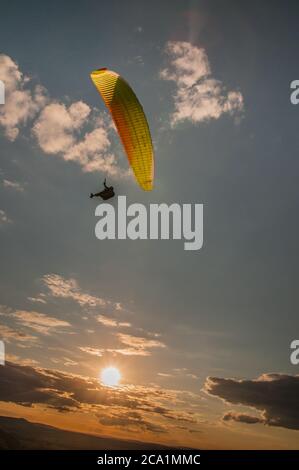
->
[[90, 68, 154, 191], [90, 179, 115, 200]]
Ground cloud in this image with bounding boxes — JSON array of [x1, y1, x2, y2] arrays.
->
[[62, 357, 78, 367], [33, 102, 127, 176], [63, 126, 122, 175], [11, 309, 71, 335], [0, 54, 47, 140], [205, 373, 299, 431], [6, 354, 39, 367], [32, 104, 126, 176], [0, 325, 36, 343], [41, 274, 114, 308], [78, 346, 103, 357], [79, 331, 165, 358], [160, 41, 243, 126], [186, 373, 199, 380], [27, 296, 47, 304], [96, 315, 118, 327], [33, 101, 125, 176], [32, 101, 90, 154], [2, 179, 25, 192], [0, 54, 127, 178], [223, 411, 264, 425], [158, 368, 198, 380], [0, 209, 12, 226], [98, 411, 166, 434], [33, 102, 124, 175], [97, 314, 131, 329], [119, 322, 131, 328], [0, 362, 200, 433], [106, 333, 166, 356]]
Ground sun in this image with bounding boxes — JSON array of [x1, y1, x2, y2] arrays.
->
[[101, 367, 121, 387]]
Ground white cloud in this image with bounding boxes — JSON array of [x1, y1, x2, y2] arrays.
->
[[6, 353, 39, 366], [0, 324, 36, 343], [12, 309, 71, 335], [27, 296, 47, 304], [62, 357, 78, 366], [160, 41, 244, 126], [42, 273, 121, 310], [97, 314, 131, 328], [161, 41, 211, 88], [0, 209, 12, 226], [64, 126, 121, 175], [3, 179, 24, 192], [79, 333, 166, 358], [0, 54, 47, 140], [0, 53, 128, 178], [79, 346, 103, 357], [97, 315, 118, 327], [32, 100, 126, 176], [32, 101, 90, 154], [109, 333, 166, 356]]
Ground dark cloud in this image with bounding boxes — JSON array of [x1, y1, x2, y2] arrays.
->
[[4, 362, 143, 412], [0, 361, 79, 409], [98, 411, 166, 434], [0, 362, 197, 433], [223, 412, 264, 425], [205, 373, 299, 431]]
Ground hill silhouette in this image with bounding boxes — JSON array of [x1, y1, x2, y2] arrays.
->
[[0, 416, 171, 450]]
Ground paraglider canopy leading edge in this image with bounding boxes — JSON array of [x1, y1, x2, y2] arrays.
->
[[90, 68, 154, 191]]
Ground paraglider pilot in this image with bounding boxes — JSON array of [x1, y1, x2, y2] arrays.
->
[[90, 179, 115, 200]]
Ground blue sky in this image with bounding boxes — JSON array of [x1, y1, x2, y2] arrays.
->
[[0, 0, 299, 449]]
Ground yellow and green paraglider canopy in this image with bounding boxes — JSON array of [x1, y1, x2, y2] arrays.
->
[[90, 68, 154, 191]]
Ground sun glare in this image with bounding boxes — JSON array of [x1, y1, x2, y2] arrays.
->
[[101, 367, 121, 387]]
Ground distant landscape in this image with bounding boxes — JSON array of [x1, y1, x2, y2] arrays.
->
[[0, 416, 172, 450]]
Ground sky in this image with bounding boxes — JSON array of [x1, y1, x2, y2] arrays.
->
[[0, 0, 299, 449]]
